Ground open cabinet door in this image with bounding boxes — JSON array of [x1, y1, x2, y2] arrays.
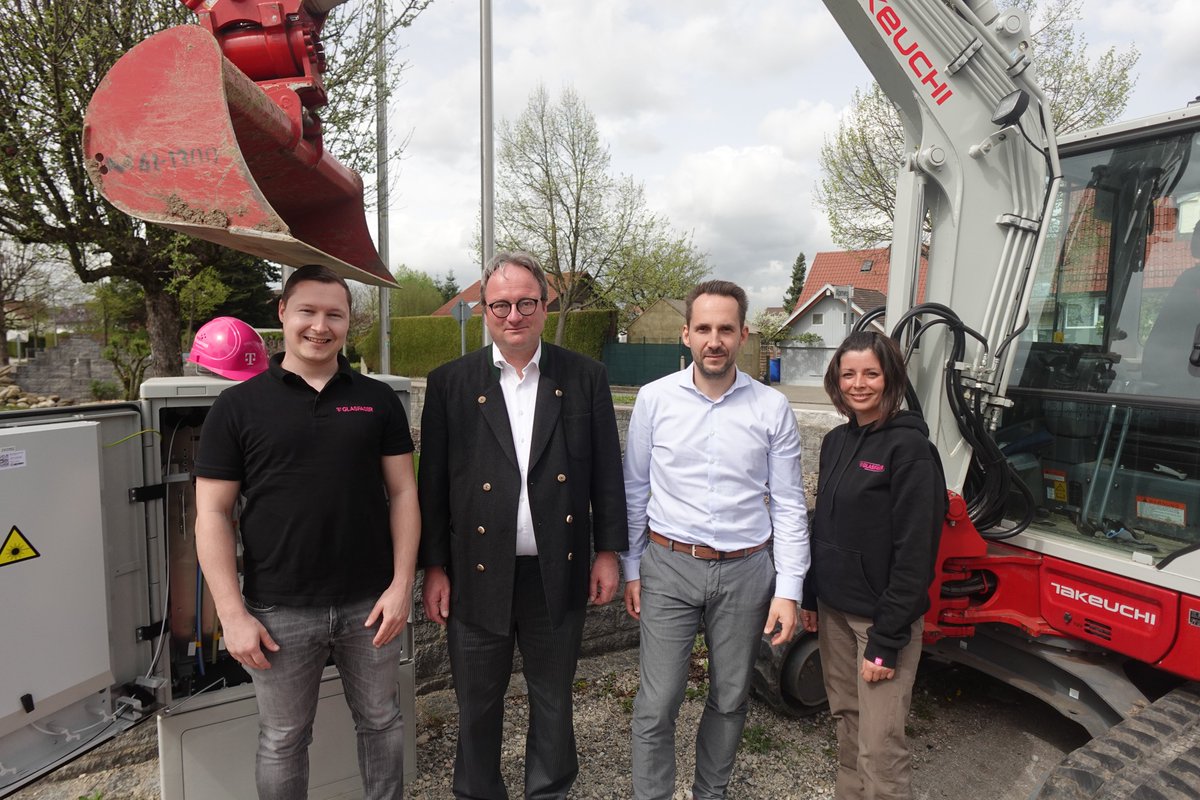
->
[[0, 408, 152, 797]]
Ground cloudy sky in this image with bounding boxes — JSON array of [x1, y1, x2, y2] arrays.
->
[[376, 0, 1197, 312]]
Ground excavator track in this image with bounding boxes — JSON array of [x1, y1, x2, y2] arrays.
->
[[1036, 683, 1200, 799]]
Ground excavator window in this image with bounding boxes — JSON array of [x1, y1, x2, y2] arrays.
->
[[1001, 128, 1200, 563]]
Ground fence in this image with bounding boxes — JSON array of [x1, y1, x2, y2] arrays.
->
[[602, 341, 691, 386], [779, 345, 836, 386]]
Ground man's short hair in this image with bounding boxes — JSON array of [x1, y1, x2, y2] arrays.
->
[[685, 280, 748, 326], [481, 251, 550, 304], [281, 264, 352, 311]]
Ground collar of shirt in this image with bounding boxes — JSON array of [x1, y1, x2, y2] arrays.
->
[[675, 363, 752, 403], [268, 352, 354, 391], [491, 341, 543, 378]]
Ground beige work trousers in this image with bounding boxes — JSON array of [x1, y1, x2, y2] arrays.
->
[[817, 602, 924, 800]]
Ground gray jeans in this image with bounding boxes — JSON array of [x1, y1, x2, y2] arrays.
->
[[631, 543, 775, 800], [245, 595, 407, 800]]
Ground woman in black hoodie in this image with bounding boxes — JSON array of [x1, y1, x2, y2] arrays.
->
[[800, 331, 945, 800]]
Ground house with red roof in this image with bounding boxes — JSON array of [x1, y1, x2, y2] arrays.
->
[[432, 272, 595, 317], [782, 247, 921, 339], [776, 246, 928, 385]]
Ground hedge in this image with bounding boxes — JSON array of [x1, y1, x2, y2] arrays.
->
[[357, 309, 615, 377]]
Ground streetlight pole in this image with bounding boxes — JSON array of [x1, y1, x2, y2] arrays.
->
[[480, 0, 494, 347], [376, 0, 392, 372]]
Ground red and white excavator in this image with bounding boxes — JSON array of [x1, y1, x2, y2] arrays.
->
[[754, 2, 1200, 794]]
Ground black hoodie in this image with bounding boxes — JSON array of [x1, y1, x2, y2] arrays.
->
[[801, 410, 946, 668]]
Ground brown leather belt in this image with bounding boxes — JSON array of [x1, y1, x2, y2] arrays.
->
[[649, 531, 769, 561]]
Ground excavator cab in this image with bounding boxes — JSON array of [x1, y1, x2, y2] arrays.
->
[[82, 0, 395, 287]]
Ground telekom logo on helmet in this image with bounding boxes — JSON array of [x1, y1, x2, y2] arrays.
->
[[188, 317, 268, 381]]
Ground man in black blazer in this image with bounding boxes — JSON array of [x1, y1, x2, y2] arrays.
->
[[418, 251, 628, 799]]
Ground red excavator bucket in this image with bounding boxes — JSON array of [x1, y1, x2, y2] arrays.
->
[[83, 24, 394, 287]]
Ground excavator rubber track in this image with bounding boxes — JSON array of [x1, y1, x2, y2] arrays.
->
[[1035, 683, 1200, 799]]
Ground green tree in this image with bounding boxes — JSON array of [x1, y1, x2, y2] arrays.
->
[[103, 331, 151, 400], [176, 266, 230, 344], [495, 84, 644, 345], [752, 310, 792, 348], [435, 269, 461, 302], [603, 223, 710, 330], [86, 278, 146, 345], [815, 0, 1139, 248], [0, 0, 427, 377], [210, 257, 279, 328], [782, 252, 807, 313], [390, 267, 445, 317]]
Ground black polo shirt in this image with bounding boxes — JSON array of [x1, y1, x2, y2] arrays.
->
[[195, 353, 414, 606]]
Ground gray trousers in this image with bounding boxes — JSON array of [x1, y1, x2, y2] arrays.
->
[[631, 543, 775, 800], [818, 601, 923, 800]]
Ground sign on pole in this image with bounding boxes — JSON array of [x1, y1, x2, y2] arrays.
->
[[451, 299, 472, 356]]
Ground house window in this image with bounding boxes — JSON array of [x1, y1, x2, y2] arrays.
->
[[860, 259, 874, 272], [842, 312, 849, 324], [812, 312, 824, 325]]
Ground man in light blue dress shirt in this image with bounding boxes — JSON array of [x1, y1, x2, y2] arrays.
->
[[621, 279, 810, 800]]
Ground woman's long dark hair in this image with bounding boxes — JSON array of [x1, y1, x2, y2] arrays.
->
[[822, 331, 909, 426]]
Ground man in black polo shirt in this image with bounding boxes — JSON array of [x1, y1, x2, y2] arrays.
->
[[195, 265, 419, 800]]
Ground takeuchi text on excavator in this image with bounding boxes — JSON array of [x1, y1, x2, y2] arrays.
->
[[82, 0, 395, 287]]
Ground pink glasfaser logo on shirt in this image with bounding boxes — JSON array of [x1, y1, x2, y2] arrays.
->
[[337, 405, 375, 413], [859, 460, 885, 472]]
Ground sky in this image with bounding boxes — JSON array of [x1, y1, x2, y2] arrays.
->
[[376, 0, 1199, 313]]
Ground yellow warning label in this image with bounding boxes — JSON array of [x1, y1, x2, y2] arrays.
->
[[0, 525, 40, 567]]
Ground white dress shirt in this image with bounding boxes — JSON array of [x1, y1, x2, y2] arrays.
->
[[620, 366, 810, 600], [494, 342, 541, 556]]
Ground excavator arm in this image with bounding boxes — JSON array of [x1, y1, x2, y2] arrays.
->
[[82, 0, 395, 286], [823, 0, 1060, 493]]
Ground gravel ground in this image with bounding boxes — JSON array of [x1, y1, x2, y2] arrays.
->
[[10, 645, 1088, 800]]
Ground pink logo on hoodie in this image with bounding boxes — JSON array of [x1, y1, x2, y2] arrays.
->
[[859, 460, 885, 472]]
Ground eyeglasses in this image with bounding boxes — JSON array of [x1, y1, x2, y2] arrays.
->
[[486, 298, 542, 317]]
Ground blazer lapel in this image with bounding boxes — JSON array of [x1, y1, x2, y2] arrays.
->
[[529, 354, 561, 468], [478, 358, 519, 468]]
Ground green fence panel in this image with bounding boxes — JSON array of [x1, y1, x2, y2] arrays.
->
[[602, 341, 692, 386]]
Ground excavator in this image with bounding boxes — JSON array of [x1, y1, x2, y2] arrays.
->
[[753, 1, 1200, 795]]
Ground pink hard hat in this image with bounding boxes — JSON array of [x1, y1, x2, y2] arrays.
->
[[188, 316, 268, 381]]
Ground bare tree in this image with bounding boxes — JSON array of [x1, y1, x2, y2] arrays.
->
[[815, 0, 1139, 249], [0, 239, 51, 365], [495, 85, 644, 345]]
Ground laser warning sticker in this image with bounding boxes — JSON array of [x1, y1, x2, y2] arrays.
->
[[0, 525, 40, 567]]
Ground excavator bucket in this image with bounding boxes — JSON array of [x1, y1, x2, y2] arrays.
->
[[83, 24, 395, 287]]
